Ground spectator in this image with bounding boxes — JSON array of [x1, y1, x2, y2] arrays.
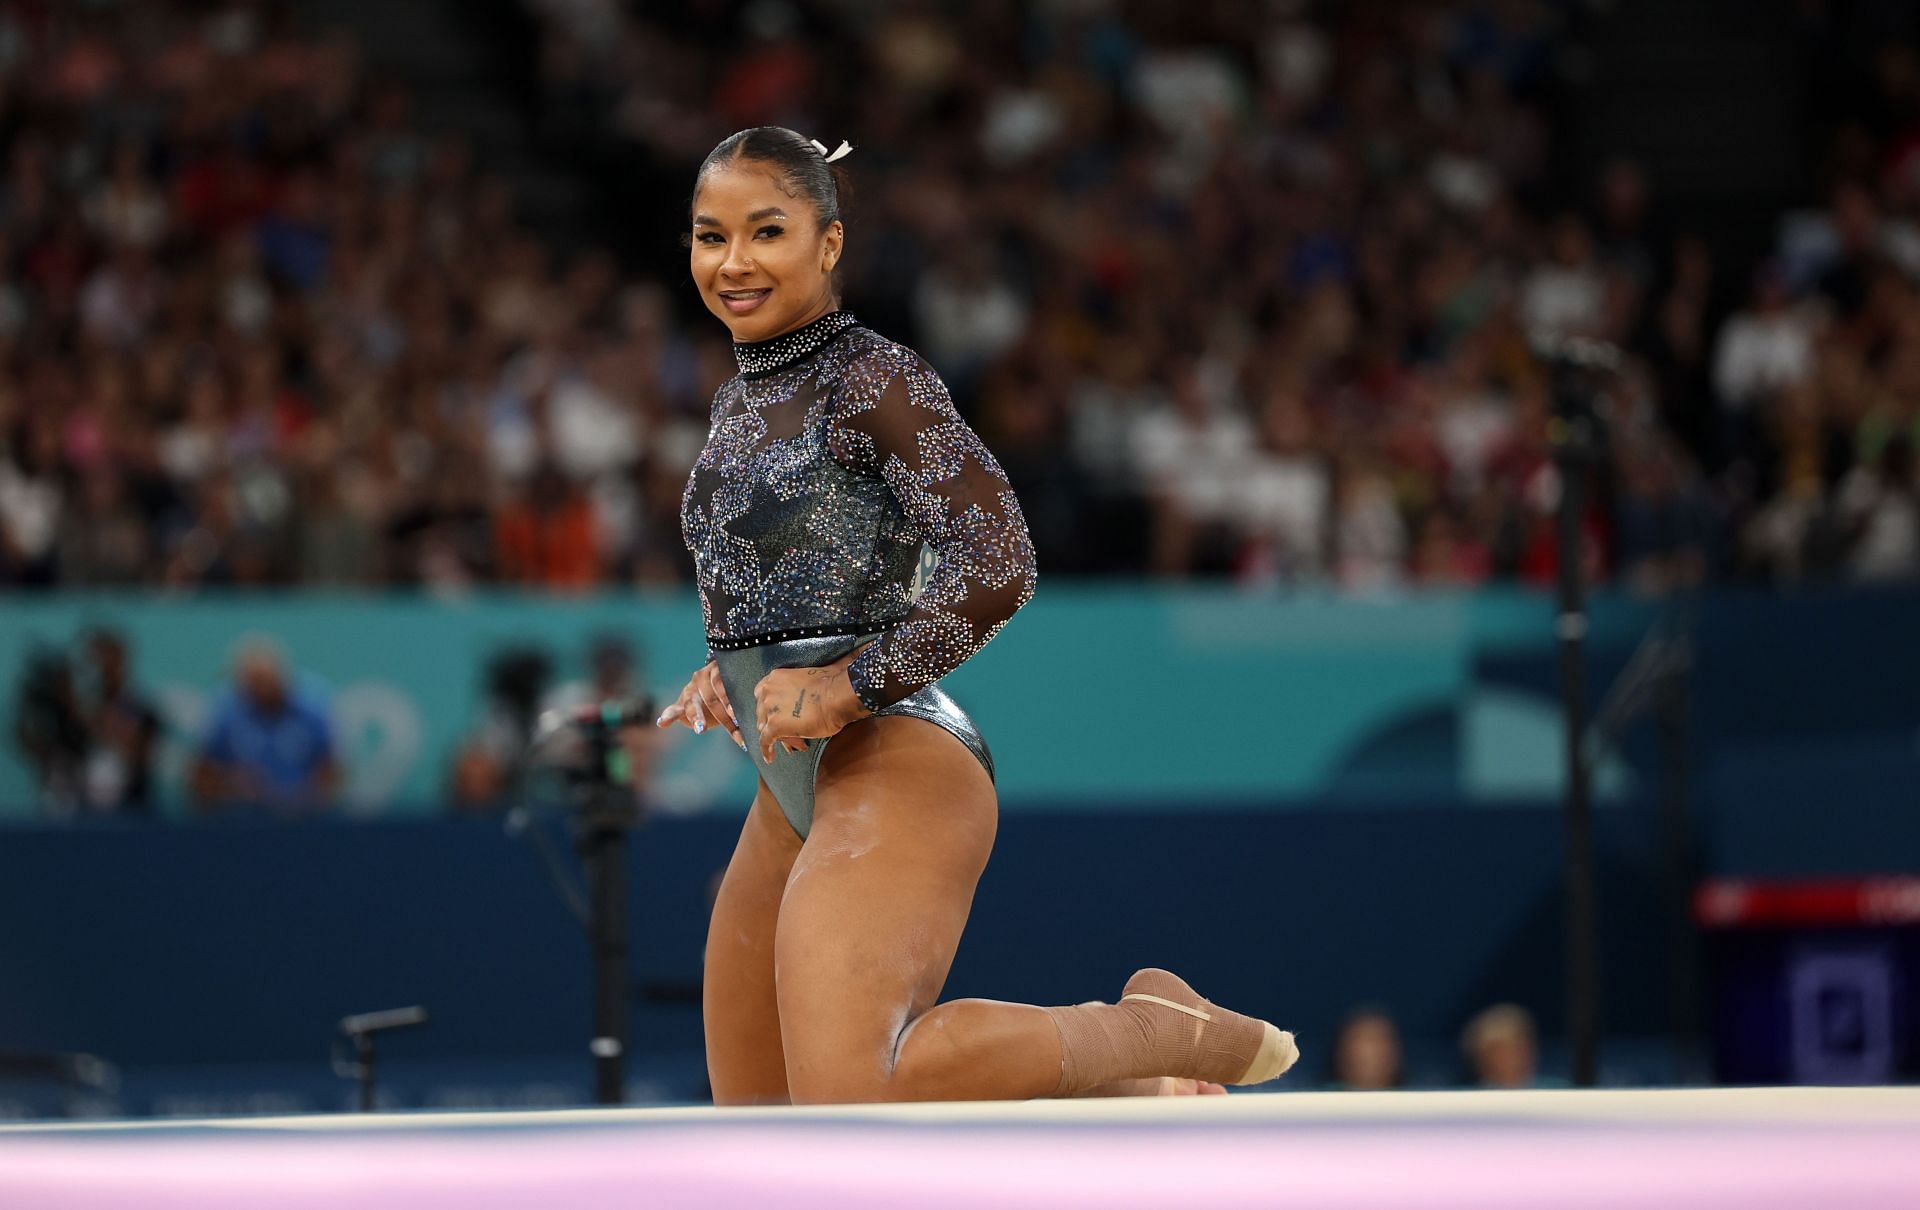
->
[[494, 462, 601, 591], [1332, 460, 1409, 592], [1238, 386, 1332, 582], [1614, 435, 1714, 593], [1461, 1003, 1551, 1089], [190, 639, 338, 814], [1132, 360, 1255, 576], [1837, 434, 1920, 581], [1519, 216, 1607, 341], [1712, 263, 1817, 455], [1327, 1006, 1404, 1091], [0, 417, 63, 587], [465, 645, 556, 800], [447, 738, 509, 816], [77, 629, 160, 814], [13, 647, 88, 812], [543, 633, 644, 717], [1410, 507, 1491, 586]]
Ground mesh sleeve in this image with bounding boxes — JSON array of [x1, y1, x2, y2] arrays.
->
[[829, 356, 1038, 712]]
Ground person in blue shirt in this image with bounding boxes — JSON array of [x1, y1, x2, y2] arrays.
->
[[191, 639, 338, 814]]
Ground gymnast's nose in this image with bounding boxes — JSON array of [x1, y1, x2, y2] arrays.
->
[[720, 240, 757, 279]]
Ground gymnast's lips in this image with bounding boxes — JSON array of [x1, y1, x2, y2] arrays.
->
[[719, 288, 771, 314]]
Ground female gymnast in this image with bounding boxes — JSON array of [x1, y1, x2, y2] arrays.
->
[[656, 126, 1298, 1105]]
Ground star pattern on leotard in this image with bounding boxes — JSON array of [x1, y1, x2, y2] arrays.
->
[[680, 314, 1037, 709]]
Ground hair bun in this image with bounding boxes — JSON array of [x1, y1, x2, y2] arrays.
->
[[808, 138, 853, 163]]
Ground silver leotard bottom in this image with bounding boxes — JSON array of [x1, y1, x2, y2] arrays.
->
[[711, 632, 995, 838]]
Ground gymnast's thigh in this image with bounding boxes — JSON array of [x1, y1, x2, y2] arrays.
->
[[774, 716, 998, 1103], [704, 777, 804, 1106]]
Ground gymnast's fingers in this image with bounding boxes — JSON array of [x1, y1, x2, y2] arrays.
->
[[756, 715, 806, 762], [754, 682, 774, 737], [655, 679, 697, 730], [698, 663, 738, 724], [697, 667, 742, 747]]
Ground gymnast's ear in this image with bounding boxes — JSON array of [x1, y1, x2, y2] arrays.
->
[[821, 220, 844, 274]]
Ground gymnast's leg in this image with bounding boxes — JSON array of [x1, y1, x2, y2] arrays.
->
[[703, 779, 804, 1105], [773, 716, 1295, 1104]]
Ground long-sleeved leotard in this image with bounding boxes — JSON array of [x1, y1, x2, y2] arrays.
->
[[680, 310, 1037, 714]]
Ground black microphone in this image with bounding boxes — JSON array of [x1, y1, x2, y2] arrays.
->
[[338, 1005, 428, 1037]]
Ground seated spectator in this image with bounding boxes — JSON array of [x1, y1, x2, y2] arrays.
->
[[1461, 1003, 1554, 1089], [494, 462, 601, 591], [1132, 360, 1255, 575], [13, 646, 88, 812], [1410, 507, 1492, 586], [447, 737, 509, 816], [191, 639, 337, 814], [1238, 387, 1332, 582], [1614, 435, 1715, 594], [1837, 434, 1920, 581], [78, 628, 160, 814], [1712, 263, 1817, 463], [1327, 1006, 1404, 1090]]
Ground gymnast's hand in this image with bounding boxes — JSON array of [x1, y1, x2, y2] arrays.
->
[[752, 656, 872, 763], [655, 661, 747, 750]]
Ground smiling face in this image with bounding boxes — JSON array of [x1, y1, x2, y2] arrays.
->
[[690, 158, 844, 343]]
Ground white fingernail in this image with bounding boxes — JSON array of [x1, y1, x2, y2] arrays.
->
[[733, 733, 746, 750], [694, 716, 704, 734]]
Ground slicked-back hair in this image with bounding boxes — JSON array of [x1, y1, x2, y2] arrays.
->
[[693, 126, 845, 230]]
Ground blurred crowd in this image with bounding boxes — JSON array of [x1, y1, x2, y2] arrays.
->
[[12, 621, 654, 817], [13, 627, 160, 813], [14, 626, 337, 816], [1, 0, 1917, 593], [0, 0, 716, 594], [1326, 1001, 1560, 1091]]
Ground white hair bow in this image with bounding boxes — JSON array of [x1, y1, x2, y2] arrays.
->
[[809, 139, 853, 163]]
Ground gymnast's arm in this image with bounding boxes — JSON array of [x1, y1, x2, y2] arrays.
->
[[829, 356, 1039, 714]]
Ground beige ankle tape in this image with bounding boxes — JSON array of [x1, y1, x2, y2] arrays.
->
[[1043, 1001, 1160, 1096], [1043, 970, 1291, 1095]]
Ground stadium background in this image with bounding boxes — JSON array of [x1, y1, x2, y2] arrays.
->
[[2, 0, 1917, 1114]]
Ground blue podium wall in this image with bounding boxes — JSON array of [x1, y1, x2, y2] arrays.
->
[[0, 805, 1661, 1111], [0, 789, 1909, 1115]]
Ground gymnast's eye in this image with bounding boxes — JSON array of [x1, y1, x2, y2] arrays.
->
[[694, 231, 724, 244], [754, 225, 784, 239]]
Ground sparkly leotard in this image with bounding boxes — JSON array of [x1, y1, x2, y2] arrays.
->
[[680, 310, 1038, 836]]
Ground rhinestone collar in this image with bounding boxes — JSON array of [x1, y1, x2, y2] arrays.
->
[[733, 310, 861, 377]]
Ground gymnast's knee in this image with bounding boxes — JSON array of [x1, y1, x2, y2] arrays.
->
[[784, 1027, 950, 1104]]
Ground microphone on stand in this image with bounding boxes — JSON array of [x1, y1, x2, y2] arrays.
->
[[333, 1005, 428, 1112], [516, 695, 656, 1107]]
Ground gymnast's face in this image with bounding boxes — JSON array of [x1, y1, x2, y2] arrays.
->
[[690, 158, 843, 344]]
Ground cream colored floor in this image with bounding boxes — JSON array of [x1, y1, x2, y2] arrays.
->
[[6, 1085, 1919, 1134]]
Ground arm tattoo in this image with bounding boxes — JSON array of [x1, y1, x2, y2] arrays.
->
[[791, 689, 807, 718]]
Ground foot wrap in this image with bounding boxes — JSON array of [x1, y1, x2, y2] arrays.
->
[[1042, 968, 1298, 1095]]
